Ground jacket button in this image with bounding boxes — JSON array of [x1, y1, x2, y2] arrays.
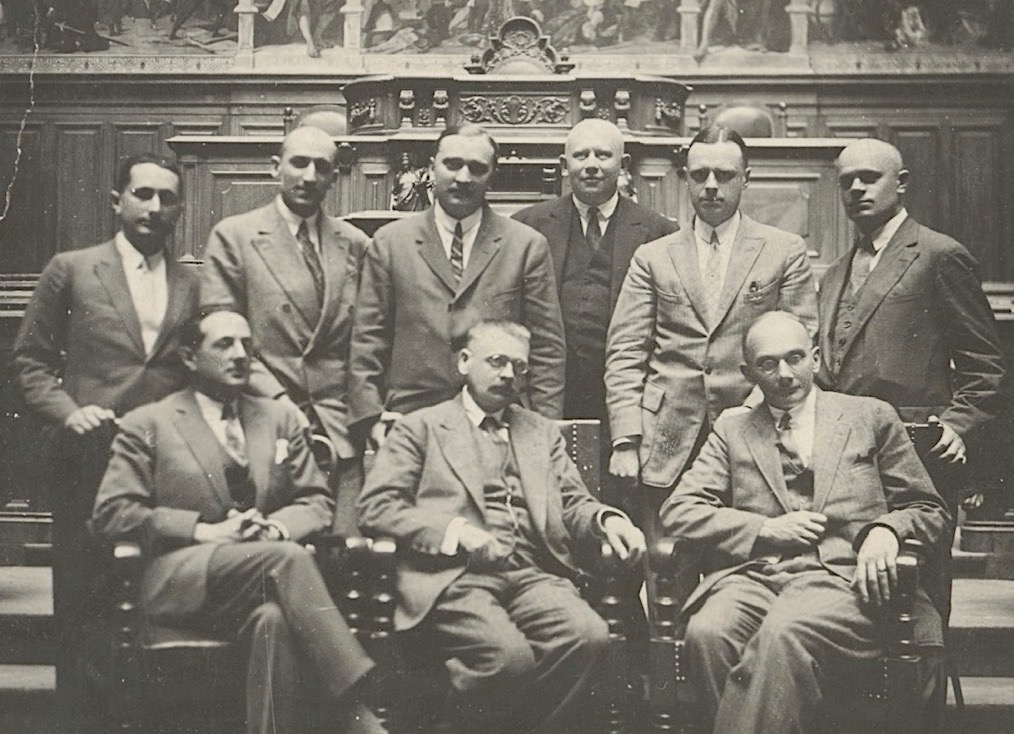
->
[[281, 303, 292, 313], [704, 366, 713, 375]]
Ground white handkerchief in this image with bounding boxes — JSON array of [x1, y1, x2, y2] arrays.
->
[[274, 439, 290, 465]]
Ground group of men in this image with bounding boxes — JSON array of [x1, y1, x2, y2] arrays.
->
[[12, 112, 1005, 734]]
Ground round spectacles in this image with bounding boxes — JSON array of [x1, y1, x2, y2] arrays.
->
[[485, 354, 529, 376], [754, 352, 808, 375]]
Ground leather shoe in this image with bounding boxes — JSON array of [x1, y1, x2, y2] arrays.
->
[[346, 701, 388, 734]]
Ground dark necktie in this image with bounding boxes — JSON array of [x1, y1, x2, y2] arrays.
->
[[849, 235, 875, 295], [221, 401, 248, 468], [776, 411, 803, 472], [450, 221, 465, 284], [296, 219, 325, 305], [480, 414, 506, 444], [585, 207, 602, 251]]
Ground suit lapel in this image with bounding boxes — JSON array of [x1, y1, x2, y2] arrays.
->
[[665, 228, 710, 326], [543, 197, 574, 293], [811, 391, 849, 514], [744, 407, 794, 514], [416, 211, 458, 295], [173, 390, 233, 509], [306, 217, 350, 352], [819, 258, 850, 359], [839, 218, 920, 362], [238, 395, 273, 502], [93, 241, 145, 356], [457, 208, 502, 299], [148, 258, 193, 360], [505, 407, 549, 538], [712, 216, 764, 330], [249, 205, 321, 330], [609, 198, 646, 307], [435, 401, 487, 513]]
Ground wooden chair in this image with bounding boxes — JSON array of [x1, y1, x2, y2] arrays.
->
[[358, 418, 641, 734], [647, 538, 943, 734]]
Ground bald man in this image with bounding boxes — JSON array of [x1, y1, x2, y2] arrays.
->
[[513, 119, 679, 444], [202, 126, 372, 535], [817, 138, 1004, 518]]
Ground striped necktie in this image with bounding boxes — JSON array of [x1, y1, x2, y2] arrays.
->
[[702, 229, 723, 321], [296, 219, 325, 305], [849, 235, 875, 294], [450, 221, 464, 283], [585, 207, 602, 251], [221, 401, 248, 468]]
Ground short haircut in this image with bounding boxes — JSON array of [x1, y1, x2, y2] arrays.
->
[[177, 308, 246, 353], [451, 319, 531, 352], [434, 124, 499, 168], [741, 310, 810, 359], [687, 126, 749, 169], [114, 153, 182, 194]]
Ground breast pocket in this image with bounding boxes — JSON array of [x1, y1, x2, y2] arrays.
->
[[742, 278, 778, 307], [482, 286, 522, 319]]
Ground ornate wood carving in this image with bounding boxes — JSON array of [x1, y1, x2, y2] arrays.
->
[[464, 16, 575, 75], [459, 94, 571, 126]]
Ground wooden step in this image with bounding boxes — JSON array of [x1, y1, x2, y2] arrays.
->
[[0, 567, 54, 665], [950, 579, 1014, 677], [945, 677, 1014, 734], [0, 664, 58, 734]]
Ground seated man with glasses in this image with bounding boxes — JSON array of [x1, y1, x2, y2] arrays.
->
[[358, 318, 646, 734], [659, 310, 950, 734]]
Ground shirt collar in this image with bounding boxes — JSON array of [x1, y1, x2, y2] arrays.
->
[[767, 386, 817, 430], [275, 194, 320, 236], [194, 390, 227, 421], [461, 386, 506, 429], [572, 191, 619, 222], [865, 208, 908, 253], [114, 232, 164, 270], [434, 200, 483, 237], [693, 210, 741, 247]]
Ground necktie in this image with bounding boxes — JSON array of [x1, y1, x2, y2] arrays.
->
[[849, 235, 875, 295], [702, 229, 723, 322], [134, 257, 166, 355], [221, 401, 248, 468], [296, 219, 325, 305], [585, 207, 602, 251], [480, 414, 506, 444], [776, 411, 803, 471], [450, 221, 464, 283]]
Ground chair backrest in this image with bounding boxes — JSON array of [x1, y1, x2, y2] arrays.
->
[[555, 419, 601, 498]]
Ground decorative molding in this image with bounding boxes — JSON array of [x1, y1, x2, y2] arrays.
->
[[348, 98, 378, 130], [459, 94, 570, 126]]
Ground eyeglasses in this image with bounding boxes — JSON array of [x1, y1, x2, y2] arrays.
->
[[485, 354, 529, 376], [128, 187, 181, 208], [754, 352, 808, 375], [687, 168, 740, 184]]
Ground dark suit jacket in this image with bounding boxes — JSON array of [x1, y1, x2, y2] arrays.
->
[[357, 395, 608, 630], [659, 389, 950, 644], [14, 240, 199, 427], [91, 388, 333, 619], [512, 195, 680, 311], [818, 216, 1004, 437], [605, 214, 819, 488], [201, 202, 371, 458], [348, 206, 565, 426]]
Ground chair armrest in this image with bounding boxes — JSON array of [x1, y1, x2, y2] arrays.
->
[[887, 539, 924, 659]]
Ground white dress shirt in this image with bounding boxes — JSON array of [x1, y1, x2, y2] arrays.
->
[[434, 201, 483, 271], [693, 211, 740, 294], [114, 233, 167, 356], [193, 391, 244, 455], [864, 208, 908, 272], [767, 387, 817, 470], [275, 195, 321, 253], [572, 192, 618, 237]]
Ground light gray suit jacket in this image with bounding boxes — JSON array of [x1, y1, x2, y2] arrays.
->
[[605, 214, 818, 488]]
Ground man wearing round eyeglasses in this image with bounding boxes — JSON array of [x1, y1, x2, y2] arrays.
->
[[605, 126, 818, 557], [13, 152, 199, 728], [660, 310, 949, 733], [359, 318, 645, 734]]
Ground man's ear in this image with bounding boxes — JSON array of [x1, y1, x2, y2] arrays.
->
[[743, 167, 752, 188], [180, 347, 197, 373], [811, 345, 821, 374], [621, 152, 632, 171], [896, 168, 910, 196], [740, 363, 755, 384], [456, 348, 471, 377], [110, 189, 122, 216], [270, 155, 282, 180]]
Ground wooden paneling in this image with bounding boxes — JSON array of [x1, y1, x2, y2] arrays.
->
[[55, 124, 106, 252], [892, 127, 941, 231], [952, 127, 1004, 275], [0, 125, 50, 272]]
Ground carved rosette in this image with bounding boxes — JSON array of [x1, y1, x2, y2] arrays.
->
[[348, 98, 377, 131], [459, 94, 570, 126]]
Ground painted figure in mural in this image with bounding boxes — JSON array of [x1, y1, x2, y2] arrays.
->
[[259, 0, 341, 56]]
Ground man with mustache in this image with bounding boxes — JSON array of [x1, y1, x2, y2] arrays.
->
[[605, 126, 818, 552], [92, 310, 382, 734], [350, 124, 565, 447], [358, 319, 645, 734], [818, 138, 1004, 518], [202, 126, 372, 535], [660, 310, 949, 733], [13, 153, 200, 727]]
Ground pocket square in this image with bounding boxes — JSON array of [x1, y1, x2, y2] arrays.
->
[[274, 439, 290, 465]]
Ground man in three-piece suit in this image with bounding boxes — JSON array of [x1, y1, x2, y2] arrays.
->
[[12, 153, 199, 721], [201, 126, 372, 535], [661, 311, 950, 733], [818, 138, 1005, 515], [513, 118, 679, 431], [92, 310, 380, 734], [357, 319, 645, 734], [605, 127, 818, 542], [349, 124, 566, 448]]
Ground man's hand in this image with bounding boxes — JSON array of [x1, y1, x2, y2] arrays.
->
[[928, 415, 966, 464], [64, 405, 117, 435], [757, 511, 827, 552], [609, 446, 640, 479], [851, 526, 900, 607], [277, 395, 311, 430], [193, 508, 264, 544], [457, 523, 511, 569], [457, 523, 496, 553], [602, 515, 646, 565]]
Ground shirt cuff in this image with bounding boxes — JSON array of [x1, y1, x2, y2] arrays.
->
[[265, 518, 291, 541], [441, 517, 469, 555], [611, 436, 640, 450], [595, 507, 630, 534]]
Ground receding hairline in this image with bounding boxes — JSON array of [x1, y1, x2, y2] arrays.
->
[[565, 119, 625, 154], [837, 139, 904, 172], [279, 126, 338, 159], [742, 311, 810, 360]]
